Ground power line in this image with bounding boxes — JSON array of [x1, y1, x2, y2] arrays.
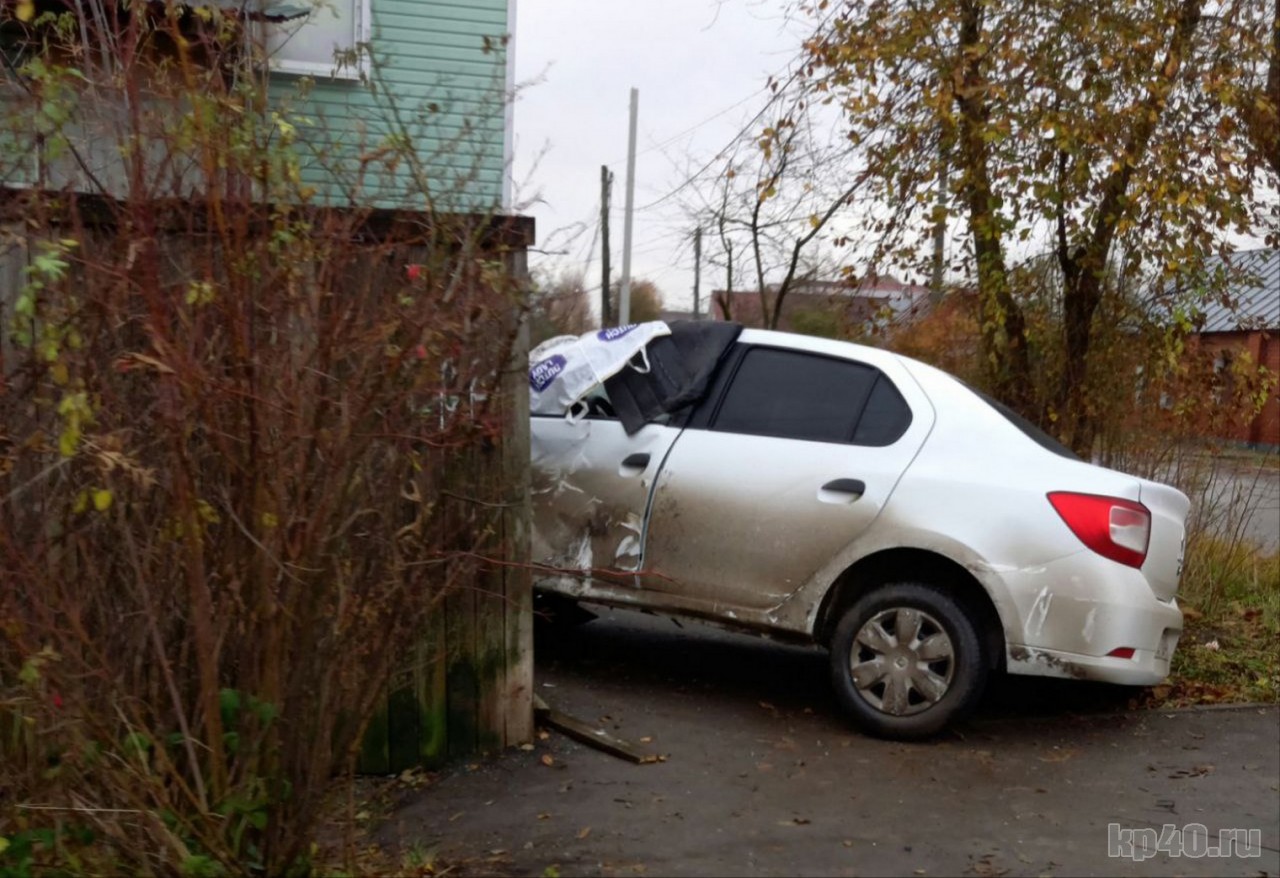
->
[[632, 5, 844, 215], [583, 210, 600, 280], [570, 198, 601, 268], [605, 85, 773, 169]]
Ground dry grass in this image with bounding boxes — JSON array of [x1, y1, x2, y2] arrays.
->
[[1143, 538, 1280, 706]]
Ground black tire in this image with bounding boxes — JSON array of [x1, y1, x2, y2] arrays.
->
[[829, 582, 987, 740]]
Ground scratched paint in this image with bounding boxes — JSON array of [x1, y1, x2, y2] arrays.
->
[[1025, 587, 1053, 639], [1007, 646, 1088, 679], [531, 416, 680, 580], [1082, 607, 1097, 644]]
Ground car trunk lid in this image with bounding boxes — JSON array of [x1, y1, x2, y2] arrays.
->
[[1138, 478, 1191, 603]]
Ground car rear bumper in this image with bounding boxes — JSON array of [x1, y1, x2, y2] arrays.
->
[[998, 551, 1183, 686], [1006, 634, 1179, 685]]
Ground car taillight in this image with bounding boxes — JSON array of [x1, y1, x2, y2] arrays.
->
[[1047, 492, 1151, 569]]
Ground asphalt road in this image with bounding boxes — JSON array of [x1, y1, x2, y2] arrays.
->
[[383, 611, 1280, 877], [1227, 465, 1279, 552]]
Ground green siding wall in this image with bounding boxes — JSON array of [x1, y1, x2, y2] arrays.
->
[[278, 0, 511, 213]]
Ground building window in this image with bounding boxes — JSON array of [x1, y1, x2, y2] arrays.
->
[[267, 0, 370, 80]]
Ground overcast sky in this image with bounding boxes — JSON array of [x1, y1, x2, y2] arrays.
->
[[512, 0, 808, 315]]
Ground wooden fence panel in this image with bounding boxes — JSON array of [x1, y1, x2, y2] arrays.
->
[[1, 205, 533, 776], [502, 314, 535, 747], [358, 261, 533, 774]]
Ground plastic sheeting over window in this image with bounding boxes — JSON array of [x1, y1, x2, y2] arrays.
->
[[529, 322, 672, 418], [604, 321, 743, 434], [529, 320, 742, 433]]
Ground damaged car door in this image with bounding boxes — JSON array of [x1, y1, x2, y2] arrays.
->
[[639, 344, 932, 612], [530, 386, 680, 590]]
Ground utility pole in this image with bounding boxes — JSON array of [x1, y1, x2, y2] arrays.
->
[[692, 227, 702, 320], [619, 87, 638, 325], [600, 165, 613, 327]]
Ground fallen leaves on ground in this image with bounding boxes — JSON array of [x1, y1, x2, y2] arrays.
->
[[1168, 763, 1215, 779], [1136, 596, 1279, 708], [1038, 747, 1077, 763], [966, 853, 1010, 877]]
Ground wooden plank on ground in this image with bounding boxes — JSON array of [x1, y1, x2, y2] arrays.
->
[[535, 704, 657, 765]]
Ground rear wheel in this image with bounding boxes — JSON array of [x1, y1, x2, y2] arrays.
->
[[829, 582, 986, 739]]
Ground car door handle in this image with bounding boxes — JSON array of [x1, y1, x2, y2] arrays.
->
[[820, 478, 866, 499], [619, 452, 650, 475]]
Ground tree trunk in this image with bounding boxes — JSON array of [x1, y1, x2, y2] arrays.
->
[[1059, 263, 1104, 454], [1263, 2, 1280, 177], [953, 0, 1033, 413], [717, 241, 734, 321], [1055, 0, 1204, 455]]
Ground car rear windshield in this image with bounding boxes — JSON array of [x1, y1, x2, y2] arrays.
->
[[971, 387, 1080, 461]]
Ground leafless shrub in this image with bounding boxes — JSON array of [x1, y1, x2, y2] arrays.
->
[[1, 4, 526, 874]]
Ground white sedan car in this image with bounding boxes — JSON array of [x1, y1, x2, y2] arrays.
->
[[531, 326, 1189, 738]]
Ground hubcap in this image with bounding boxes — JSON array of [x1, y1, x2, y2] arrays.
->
[[849, 607, 955, 717]]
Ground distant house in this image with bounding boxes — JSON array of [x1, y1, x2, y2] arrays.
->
[[658, 307, 698, 323], [1186, 249, 1280, 448], [712, 275, 932, 335]]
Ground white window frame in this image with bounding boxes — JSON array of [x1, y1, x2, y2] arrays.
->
[[267, 0, 371, 81]]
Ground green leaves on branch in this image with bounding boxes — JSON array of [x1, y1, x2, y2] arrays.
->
[[796, 0, 1275, 447], [12, 239, 77, 348], [56, 391, 91, 458]]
